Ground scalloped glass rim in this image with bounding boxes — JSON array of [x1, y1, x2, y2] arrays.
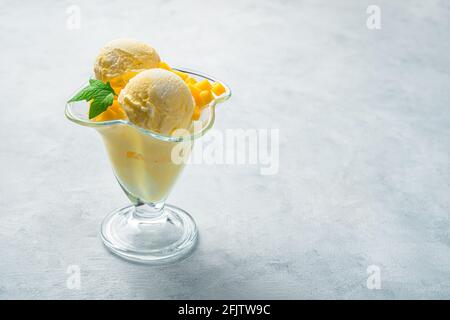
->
[[65, 68, 231, 142]]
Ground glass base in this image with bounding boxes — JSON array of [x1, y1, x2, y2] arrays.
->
[[100, 204, 198, 264]]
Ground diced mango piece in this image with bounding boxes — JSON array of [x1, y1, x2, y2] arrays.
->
[[185, 77, 197, 85], [174, 70, 189, 80], [126, 151, 144, 160], [113, 109, 127, 120], [110, 85, 122, 95], [188, 84, 202, 105], [110, 104, 127, 119], [158, 61, 172, 71], [109, 77, 121, 88], [109, 100, 120, 110], [121, 71, 138, 82], [92, 113, 105, 122], [212, 82, 226, 96], [93, 108, 115, 122], [192, 106, 201, 120], [196, 79, 212, 91], [107, 109, 118, 118], [199, 90, 214, 107], [109, 100, 125, 114], [92, 100, 127, 122], [109, 71, 138, 94]]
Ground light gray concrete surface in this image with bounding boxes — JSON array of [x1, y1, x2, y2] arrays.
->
[[0, 0, 449, 299]]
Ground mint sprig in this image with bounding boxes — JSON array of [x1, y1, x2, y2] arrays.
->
[[68, 79, 116, 119]]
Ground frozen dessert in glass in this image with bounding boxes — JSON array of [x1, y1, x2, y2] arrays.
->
[[66, 39, 231, 263]]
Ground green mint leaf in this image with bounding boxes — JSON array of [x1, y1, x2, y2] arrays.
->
[[68, 79, 117, 119], [89, 78, 112, 90], [89, 91, 115, 119], [68, 84, 97, 102]]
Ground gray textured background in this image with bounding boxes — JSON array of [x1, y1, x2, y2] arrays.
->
[[1, 0, 449, 299]]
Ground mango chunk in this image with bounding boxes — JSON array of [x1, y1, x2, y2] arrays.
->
[[196, 79, 212, 91], [110, 104, 127, 119], [121, 71, 138, 82], [92, 100, 127, 122], [212, 82, 226, 96], [158, 61, 172, 71], [92, 113, 104, 122], [188, 84, 202, 105], [199, 90, 214, 107], [110, 85, 123, 95], [185, 77, 197, 85], [126, 151, 144, 160], [192, 106, 201, 120], [109, 71, 138, 94], [93, 108, 115, 122]]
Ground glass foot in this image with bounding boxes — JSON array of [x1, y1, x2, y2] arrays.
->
[[100, 204, 198, 264]]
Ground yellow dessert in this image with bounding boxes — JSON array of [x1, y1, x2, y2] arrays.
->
[[83, 40, 228, 202], [98, 124, 191, 203], [94, 39, 160, 83], [96, 67, 195, 202], [118, 69, 194, 135], [133, 61, 227, 121], [66, 38, 231, 263], [156, 62, 227, 116], [92, 59, 226, 123]]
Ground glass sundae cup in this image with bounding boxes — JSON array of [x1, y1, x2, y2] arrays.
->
[[66, 68, 231, 263]]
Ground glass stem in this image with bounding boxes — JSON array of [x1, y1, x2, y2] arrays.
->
[[133, 201, 166, 220]]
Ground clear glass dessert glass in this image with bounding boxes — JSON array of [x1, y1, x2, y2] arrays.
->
[[65, 68, 231, 264]]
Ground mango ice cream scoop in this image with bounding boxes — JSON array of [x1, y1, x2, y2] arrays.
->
[[94, 38, 160, 86], [118, 68, 195, 135]]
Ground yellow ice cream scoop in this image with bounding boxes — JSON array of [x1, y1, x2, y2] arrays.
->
[[118, 68, 195, 135], [94, 39, 161, 83]]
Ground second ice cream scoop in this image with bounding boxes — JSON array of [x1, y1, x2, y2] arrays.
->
[[94, 38, 160, 83], [118, 68, 195, 135]]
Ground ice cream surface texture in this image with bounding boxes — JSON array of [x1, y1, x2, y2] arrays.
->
[[118, 68, 195, 135], [94, 39, 160, 83]]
